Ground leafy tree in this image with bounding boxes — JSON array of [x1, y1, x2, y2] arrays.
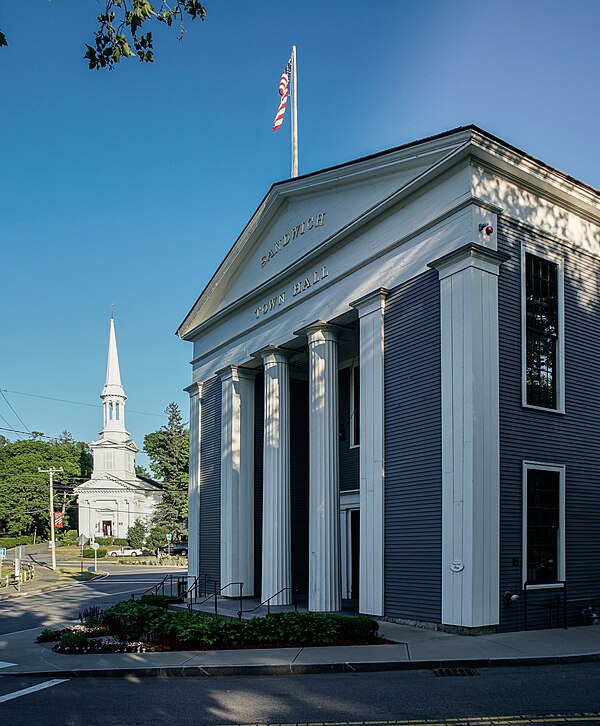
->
[[127, 519, 147, 549], [144, 402, 189, 537], [56, 430, 75, 445], [0, 438, 92, 539], [146, 523, 169, 556], [135, 463, 152, 478], [1, 1, 206, 71]]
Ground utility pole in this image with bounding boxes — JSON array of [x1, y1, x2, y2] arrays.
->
[[38, 467, 63, 572]]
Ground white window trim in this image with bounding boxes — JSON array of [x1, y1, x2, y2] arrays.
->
[[522, 460, 566, 589], [349, 362, 360, 449], [520, 244, 565, 413]]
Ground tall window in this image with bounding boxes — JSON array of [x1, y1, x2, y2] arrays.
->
[[525, 253, 559, 409], [523, 463, 565, 586]]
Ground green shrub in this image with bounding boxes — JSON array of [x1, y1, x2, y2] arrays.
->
[[59, 630, 88, 647], [152, 611, 236, 647], [93, 537, 127, 546], [82, 548, 106, 558], [331, 615, 378, 643], [104, 601, 164, 642], [0, 536, 30, 549], [138, 594, 183, 607], [99, 598, 379, 649], [36, 628, 60, 643], [63, 529, 79, 541], [79, 606, 105, 627], [261, 612, 339, 646]]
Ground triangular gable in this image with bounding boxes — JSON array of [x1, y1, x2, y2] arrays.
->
[[177, 127, 474, 339], [75, 475, 161, 493]]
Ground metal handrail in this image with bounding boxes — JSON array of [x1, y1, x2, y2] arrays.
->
[[185, 573, 215, 603], [137, 573, 188, 601], [186, 580, 244, 619], [238, 586, 298, 618], [523, 580, 567, 630]]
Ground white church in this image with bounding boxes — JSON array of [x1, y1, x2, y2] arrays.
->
[[75, 319, 162, 539]]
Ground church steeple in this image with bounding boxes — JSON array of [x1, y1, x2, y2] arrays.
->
[[100, 317, 129, 441]]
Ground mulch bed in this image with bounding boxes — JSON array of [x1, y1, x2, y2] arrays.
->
[[51, 635, 394, 654]]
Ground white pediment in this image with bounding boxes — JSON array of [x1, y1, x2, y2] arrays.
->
[[178, 129, 471, 339]]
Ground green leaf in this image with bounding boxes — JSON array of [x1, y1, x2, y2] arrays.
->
[[0, 31, 7, 48]]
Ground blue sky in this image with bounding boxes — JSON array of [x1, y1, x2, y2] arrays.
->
[[1, 0, 599, 463]]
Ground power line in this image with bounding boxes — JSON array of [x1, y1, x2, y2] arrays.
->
[[0, 426, 64, 441], [0, 390, 30, 433], [0, 388, 163, 418], [0, 410, 13, 429]]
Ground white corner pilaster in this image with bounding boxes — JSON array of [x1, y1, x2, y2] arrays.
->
[[185, 381, 202, 586], [304, 322, 342, 612], [429, 243, 509, 628], [261, 349, 292, 605], [350, 289, 388, 617], [219, 366, 256, 597]]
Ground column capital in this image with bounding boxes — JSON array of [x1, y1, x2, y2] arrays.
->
[[350, 288, 389, 317], [428, 243, 510, 280], [184, 381, 203, 398], [294, 320, 344, 344], [215, 364, 258, 382], [251, 346, 293, 367]]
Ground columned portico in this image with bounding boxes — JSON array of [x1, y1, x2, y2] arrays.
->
[[304, 323, 342, 612], [219, 366, 256, 597], [261, 349, 292, 605]]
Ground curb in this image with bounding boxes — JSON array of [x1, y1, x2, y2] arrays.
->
[[2, 652, 599, 678]]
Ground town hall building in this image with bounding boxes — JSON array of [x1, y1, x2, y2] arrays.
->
[[178, 126, 600, 632], [76, 318, 162, 540]]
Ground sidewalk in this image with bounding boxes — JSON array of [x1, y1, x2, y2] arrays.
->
[[1, 619, 599, 678]]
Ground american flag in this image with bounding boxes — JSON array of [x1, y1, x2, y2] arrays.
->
[[272, 56, 292, 132]]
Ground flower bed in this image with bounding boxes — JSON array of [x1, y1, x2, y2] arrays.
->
[[39, 599, 383, 654]]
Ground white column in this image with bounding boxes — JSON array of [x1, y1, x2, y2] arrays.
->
[[261, 349, 292, 605], [306, 323, 341, 612], [185, 381, 202, 585], [350, 289, 388, 616], [429, 243, 508, 628], [219, 366, 256, 597]]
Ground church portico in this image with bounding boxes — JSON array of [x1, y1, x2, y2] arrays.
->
[[189, 316, 359, 613]]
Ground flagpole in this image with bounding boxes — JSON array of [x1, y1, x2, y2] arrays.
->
[[291, 45, 298, 178]]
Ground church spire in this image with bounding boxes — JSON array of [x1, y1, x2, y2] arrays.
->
[[102, 318, 124, 398], [100, 317, 128, 439]]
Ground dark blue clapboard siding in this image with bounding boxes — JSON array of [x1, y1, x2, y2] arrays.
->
[[199, 375, 222, 588], [498, 218, 600, 631], [384, 269, 442, 622]]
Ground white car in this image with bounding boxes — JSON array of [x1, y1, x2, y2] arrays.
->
[[108, 547, 143, 557]]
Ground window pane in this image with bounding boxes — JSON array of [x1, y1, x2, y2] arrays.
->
[[525, 254, 558, 408], [527, 469, 560, 584]]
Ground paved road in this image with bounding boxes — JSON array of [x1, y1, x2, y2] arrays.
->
[[0, 566, 181, 635], [0, 664, 599, 725]]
